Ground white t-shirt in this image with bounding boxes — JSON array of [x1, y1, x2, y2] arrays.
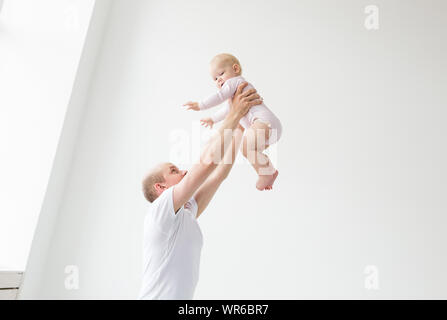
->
[[139, 186, 203, 300]]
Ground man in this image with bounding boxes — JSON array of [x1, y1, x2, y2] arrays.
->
[[139, 83, 262, 299]]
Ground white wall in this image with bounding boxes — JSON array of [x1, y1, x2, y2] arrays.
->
[[0, 0, 96, 270], [24, 0, 447, 299], [19, 0, 112, 298]]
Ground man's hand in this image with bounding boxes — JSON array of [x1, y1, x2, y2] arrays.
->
[[228, 82, 263, 119], [183, 101, 200, 111]]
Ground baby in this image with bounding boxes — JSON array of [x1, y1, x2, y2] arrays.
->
[[183, 53, 282, 191]]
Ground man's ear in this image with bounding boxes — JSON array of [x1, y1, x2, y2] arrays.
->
[[154, 183, 166, 194], [233, 64, 241, 74]]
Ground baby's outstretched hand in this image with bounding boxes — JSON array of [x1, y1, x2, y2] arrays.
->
[[183, 101, 200, 111], [200, 117, 214, 129]]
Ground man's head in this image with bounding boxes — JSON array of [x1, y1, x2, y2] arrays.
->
[[142, 163, 187, 203], [209, 53, 242, 89]]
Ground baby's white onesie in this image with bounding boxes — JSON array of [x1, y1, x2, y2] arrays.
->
[[199, 76, 282, 145]]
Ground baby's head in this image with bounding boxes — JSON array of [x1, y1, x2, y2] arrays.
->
[[209, 53, 242, 89]]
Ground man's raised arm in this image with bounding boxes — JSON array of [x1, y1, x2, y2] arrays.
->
[[172, 83, 261, 212], [193, 124, 244, 218]]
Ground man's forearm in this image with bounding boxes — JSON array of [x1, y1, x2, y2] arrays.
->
[[192, 126, 244, 218], [201, 83, 259, 166], [212, 126, 244, 180], [201, 111, 241, 166], [172, 113, 239, 213]]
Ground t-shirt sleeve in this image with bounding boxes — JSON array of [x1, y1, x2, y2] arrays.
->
[[188, 197, 199, 219], [149, 187, 177, 234]]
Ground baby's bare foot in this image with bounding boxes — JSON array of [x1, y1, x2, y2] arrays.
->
[[265, 170, 279, 189], [256, 170, 279, 191]]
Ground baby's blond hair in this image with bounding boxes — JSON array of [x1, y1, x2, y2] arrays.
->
[[211, 53, 242, 74]]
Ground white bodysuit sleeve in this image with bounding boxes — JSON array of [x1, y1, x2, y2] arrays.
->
[[210, 103, 230, 123], [199, 78, 239, 110]]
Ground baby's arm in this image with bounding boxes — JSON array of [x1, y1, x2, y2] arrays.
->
[[199, 78, 238, 110], [200, 103, 230, 129]]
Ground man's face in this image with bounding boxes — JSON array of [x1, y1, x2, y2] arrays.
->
[[161, 163, 187, 189]]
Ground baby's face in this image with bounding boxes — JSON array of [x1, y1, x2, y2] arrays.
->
[[210, 61, 239, 89]]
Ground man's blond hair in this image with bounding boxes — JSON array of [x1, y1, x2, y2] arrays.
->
[[142, 167, 165, 203]]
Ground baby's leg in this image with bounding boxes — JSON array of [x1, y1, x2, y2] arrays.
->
[[242, 120, 279, 190]]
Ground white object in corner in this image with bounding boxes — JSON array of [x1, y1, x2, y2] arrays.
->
[[0, 289, 18, 300], [0, 270, 23, 288], [0, 271, 23, 300], [0, 0, 3, 14]]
